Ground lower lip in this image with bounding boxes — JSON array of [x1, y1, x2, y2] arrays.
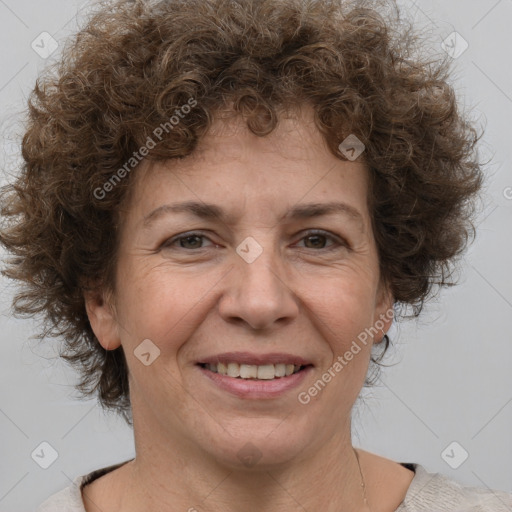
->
[[197, 365, 313, 399]]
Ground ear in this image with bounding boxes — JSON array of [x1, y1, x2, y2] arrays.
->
[[373, 277, 394, 344], [84, 287, 121, 351]]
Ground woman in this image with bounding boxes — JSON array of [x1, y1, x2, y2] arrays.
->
[[1, 0, 511, 510]]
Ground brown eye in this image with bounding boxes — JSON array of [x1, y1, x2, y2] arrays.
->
[[296, 230, 344, 250], [178, 235, 205, 249], [303, 234, 329, 249], [162, 232, 215, 250]]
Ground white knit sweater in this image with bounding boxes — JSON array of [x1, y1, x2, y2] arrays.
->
[[37, 460, 512, 511]]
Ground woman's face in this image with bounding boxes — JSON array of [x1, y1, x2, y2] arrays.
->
[[87, 106, 393, 468]]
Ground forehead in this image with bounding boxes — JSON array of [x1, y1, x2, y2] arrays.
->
[[189, 104, 344, 165], [123, 105, 370, 228]]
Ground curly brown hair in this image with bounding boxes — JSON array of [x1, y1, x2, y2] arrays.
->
[[0, 0, 483, 425]]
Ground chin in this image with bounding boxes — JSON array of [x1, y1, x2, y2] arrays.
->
[[198, 417, 314, 470]]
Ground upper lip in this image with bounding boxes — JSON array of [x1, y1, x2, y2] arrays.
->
[[198, 352, 313, 366]]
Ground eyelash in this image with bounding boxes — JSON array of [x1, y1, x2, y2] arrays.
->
[[161, 230, 347, 252]]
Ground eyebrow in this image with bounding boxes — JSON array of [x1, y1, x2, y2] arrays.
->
[[142, 200, 365, 231]]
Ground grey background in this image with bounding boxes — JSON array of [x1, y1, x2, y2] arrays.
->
[[0, 0, 511, 510]]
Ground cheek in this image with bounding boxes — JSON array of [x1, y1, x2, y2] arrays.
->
[[307, 277, 377, 385], [115, 271, 217, 411], [301, 266, 379, 341], [114, 261, 224, 355]]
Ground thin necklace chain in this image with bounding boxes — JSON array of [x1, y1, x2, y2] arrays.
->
[[354, 448, 372, 511]]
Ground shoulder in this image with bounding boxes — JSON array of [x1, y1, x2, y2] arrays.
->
[[36, 475, 86, 512], [397, 463, 512, 512], [36, 459, 132, 512]]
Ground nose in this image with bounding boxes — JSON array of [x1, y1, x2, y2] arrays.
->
[[218, 244, 299, 330]]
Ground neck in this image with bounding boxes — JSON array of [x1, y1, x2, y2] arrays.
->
[[120, 409, 368, 512]]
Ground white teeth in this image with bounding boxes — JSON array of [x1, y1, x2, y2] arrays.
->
[[257, 364, 275, 380], [274, 363, 286, 377], [240, 364, 258, 378], [204, 362, 305, 379], [227, 362, 240, 377]]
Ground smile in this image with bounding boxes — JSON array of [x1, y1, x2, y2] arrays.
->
[[196, 354, 314, 399], [199, 362, 306, 380]]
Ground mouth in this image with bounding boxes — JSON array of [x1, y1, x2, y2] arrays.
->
[[195, 352, 314, 399], [198, 362, 311, 380]]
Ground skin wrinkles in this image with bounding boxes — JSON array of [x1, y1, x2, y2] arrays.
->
[[83, 105, 414, 512]]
